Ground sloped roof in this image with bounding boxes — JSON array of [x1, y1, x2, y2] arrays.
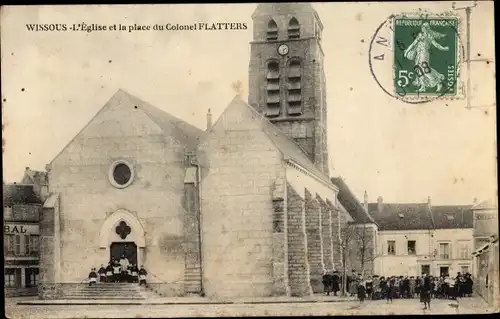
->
[[252, 3, 316, 18], [123, 90, 206, 152], [222, 96, 331, 185], [331, 177, 376, 224], [431, 205, 474, 229], [49, 89, 207, 165], [472, 199, 498, 210], [3, 184, 42, 205], [367, 203, 434, 231]]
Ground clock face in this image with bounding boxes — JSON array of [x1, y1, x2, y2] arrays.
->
[[277, 44, 289, 56]]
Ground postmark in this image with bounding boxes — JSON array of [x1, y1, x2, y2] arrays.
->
[[369, 11, 465, 104]]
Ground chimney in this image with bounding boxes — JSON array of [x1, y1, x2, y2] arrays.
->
[[206, 108, 212, 131], [427, 196, 432, 208], [364, 191, 368, 211], [473, 197, 478, 205], [377, 196, 383, 212]]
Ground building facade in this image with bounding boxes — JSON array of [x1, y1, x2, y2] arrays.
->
[[366, 196, 474, 277], [3, 182, 43, 296], [38, 4, 373, 300], [471, 199, 499, 306]]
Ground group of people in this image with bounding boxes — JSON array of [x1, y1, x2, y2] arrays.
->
[[323, 270, 474, 307], [87, 255, 148, 287]]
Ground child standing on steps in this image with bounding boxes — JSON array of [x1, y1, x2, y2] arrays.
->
[[139, 265, 148, 286], [88, 268, 98, 287]]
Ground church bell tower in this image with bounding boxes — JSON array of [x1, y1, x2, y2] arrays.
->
[[248, 3, 329, 175]]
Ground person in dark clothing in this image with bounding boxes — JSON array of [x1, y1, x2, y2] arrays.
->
[[357, 279, 366, 303], [402, 276, 410, 298], [415, 276, 421, 297], [380, 277, 387, 299], [105, 263, 113, 283], [465, 274, 473, 297], [332, 271, 340, 296], [422, 274, 432, 310], [322, 271, 333, 296], [98, 264, 106, 283], [386, 277, 395, 303], [88, 268, 98, 287], [138, 265, 148, 286], [112, 260, 121, 283], [365, 276, 373, 300], [131, 264, 139, 283]]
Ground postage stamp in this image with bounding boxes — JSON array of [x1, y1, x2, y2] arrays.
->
[[393, 15, 459, 97], [369, 11, 464, 104]]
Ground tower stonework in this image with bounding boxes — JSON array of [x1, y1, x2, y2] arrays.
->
[[249, 3, 329, 175]]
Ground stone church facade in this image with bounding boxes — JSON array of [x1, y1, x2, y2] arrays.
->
[[39, 3, 375, 299]]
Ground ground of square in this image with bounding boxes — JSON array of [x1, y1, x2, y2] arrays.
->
[[5, 296, 496, 318]]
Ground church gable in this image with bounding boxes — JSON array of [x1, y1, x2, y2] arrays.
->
[[50, 90, 166, 167], [50, 89, 205, 167], [209, 95, 266, 133]]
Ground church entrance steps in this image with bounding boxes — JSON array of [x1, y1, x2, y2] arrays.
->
[[58, 283, 156, 300], [18, 295, 359, 305]]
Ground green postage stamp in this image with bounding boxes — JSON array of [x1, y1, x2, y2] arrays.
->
[[393, 15, 460, 97]]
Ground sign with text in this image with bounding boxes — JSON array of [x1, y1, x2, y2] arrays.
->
[[4, 224, 39, 235]]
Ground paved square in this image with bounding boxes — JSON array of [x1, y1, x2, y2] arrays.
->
[[5, 296, 496, 318]]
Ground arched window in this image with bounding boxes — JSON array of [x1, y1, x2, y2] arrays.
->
[[288, 17, 300, 39], [267, 19, 278, 41], [266, 60, 281, 117], [286, 59, 302, 115]]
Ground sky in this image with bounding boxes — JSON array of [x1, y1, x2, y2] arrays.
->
[[1, 2, 497, 205]]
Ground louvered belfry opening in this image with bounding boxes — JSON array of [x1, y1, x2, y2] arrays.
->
[[266, 60, 281, 117], [287, 59, 302, 115], [267, 19, 278, 41], [288, 17, 300, 39]]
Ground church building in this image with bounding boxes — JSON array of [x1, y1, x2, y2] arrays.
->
[[38, 3, 374, 299]]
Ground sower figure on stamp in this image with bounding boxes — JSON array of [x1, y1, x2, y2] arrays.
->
[[403, 22, 449, 93]]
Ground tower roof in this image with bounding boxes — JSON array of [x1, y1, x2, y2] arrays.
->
[[252, 3, 318, 18]]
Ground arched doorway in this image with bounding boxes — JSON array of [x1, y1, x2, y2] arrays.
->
[[99, 209, 146, 266], [110, 242, 138, 265]]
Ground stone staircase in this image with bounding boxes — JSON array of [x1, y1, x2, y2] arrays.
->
[[60, 283, 160, 300]]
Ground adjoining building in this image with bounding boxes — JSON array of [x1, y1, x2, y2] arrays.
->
[[471, 199, 499, 306], [3, 169, 48, 296], [364, 195, 475, 277]]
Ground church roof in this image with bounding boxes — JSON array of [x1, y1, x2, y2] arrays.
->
[[331, 177, 376, 225], [3, 184, 42, 205], [124, 90, 206, 152], [218, 96, 332, 185]]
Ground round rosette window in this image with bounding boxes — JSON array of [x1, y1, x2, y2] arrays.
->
[[109, 160, 135, 189]]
